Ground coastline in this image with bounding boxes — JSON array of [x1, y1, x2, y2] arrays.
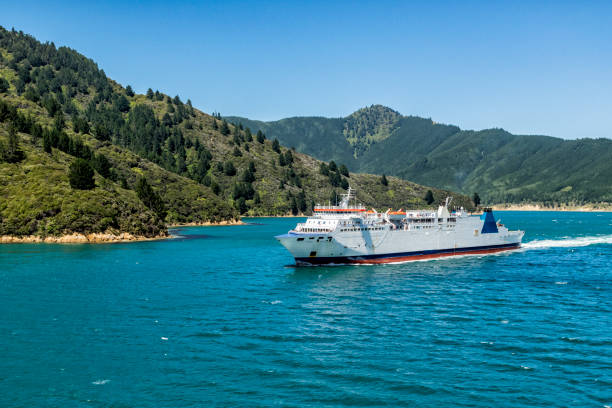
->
[[0, 232, 170, 244], [167, 219, 245, 227], [4, 204, 610, 244], [492, 204, 612, 212], [1, 219, 245, 244]]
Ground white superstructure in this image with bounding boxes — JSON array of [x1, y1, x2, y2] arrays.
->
[[276, 187, 524, 265]]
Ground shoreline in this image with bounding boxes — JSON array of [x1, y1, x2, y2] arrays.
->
[[491, 204, 612, 212], [0, 232, 170, 244], [167, 219, 245, 227], [1, 219, 245, 244]]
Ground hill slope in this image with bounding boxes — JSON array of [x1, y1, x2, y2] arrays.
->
[[0, 27, 473, 239], [227, 106, 612, 205]]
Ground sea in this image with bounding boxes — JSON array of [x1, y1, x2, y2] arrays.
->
[[1, 211, 611, 407]]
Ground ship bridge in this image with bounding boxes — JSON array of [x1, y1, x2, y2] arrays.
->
[[312, 186, 366, 217]]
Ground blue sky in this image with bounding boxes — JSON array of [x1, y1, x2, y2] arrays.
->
[[2, 1, 611, 139]]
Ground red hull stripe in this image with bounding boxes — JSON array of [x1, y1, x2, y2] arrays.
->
[[295, 243, 520, 265], [313, 208, 366, 212]]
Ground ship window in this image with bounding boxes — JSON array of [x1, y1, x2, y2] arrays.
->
[[297, 237, 304, 241], [309, 237, 314, 239]]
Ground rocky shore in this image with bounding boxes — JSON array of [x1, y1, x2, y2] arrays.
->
[[0, 232, 170, 244], [167, 219, 244, 227], [0, 218, 248, 244]]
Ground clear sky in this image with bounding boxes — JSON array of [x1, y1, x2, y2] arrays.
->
[[2, 1, 611, 139]]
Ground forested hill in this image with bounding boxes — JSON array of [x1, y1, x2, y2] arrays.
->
[[0, 27, 472, 239], [227, 106, 612, 205]]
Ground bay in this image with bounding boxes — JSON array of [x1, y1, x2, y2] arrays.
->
[[1, 212, 611, 407]]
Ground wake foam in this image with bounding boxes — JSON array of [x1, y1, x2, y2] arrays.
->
[[523, 234, 612, 249]]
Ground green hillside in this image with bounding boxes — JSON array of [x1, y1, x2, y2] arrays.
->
[[227, 108, 612, 205], [0, 27, 473, 239], [343, 105, 402, 157]]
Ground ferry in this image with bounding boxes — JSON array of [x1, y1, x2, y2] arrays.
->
[[275, 187, 524, 265]]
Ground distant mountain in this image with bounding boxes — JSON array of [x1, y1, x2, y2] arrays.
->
[[226, 105, 612, 204], [0, 28, 472, 239]]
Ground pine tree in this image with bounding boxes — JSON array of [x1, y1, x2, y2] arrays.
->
[[146, 88, 154, 99], [125, 85, 135, 97], [0, 77, 9, 93], [1, 125, 25, 163], [162, 113, 172, 126], [211, 181, 220, 195], [381, 174, 388, 186], [297, 191, 307, 213], [472, 192, 481, 207], [91, 153, 112, 178], [115, 95, 130, 112], [135, 177, 167, 219], [272, 138, 280, 153], [235, 197, 248, 214], [256, 130, 265, 143], [224, 161, 236, 176], [68, 158, 95, 190], [339, 164, 349, 177], [340, 178, 349, 190], [220, 120, 230, 136], [43, 131, 52, 153], [53, 112, 65, 131], [425, 190, 435, 205], [93, 124, 110, 141], [290, 197, 299, 215]]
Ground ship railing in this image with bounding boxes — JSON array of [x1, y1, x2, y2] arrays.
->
[[313, 204, 366, 211], [293, 223, 333, 233]]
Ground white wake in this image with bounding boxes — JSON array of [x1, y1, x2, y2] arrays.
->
[[523, 234, 612, 249]]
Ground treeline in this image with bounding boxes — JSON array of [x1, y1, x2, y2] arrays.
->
[[0, 99, 113, 180]]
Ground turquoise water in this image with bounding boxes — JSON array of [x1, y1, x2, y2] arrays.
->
[[1, 212, 611, 407]]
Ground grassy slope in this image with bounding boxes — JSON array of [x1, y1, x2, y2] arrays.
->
[[0, 28, 475, 239], [0, 93, 237, 237], [0, 122, 165, 237]]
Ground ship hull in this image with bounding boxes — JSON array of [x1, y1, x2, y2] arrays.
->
[[293, 242, 521, 266]]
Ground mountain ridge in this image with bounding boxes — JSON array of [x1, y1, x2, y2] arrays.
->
[[226, 106, 612, 204]]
